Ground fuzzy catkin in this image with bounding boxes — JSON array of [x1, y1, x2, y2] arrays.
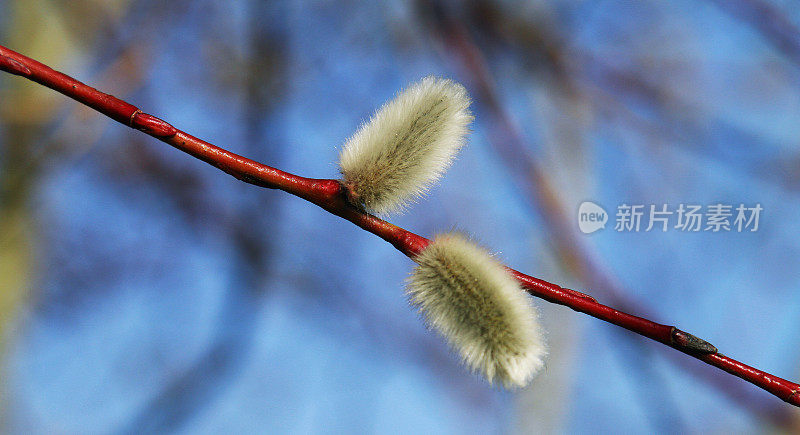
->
[[407, 233, 547, 388], [338, 77, 472, 215]]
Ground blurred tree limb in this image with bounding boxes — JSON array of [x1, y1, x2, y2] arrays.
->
[[418, 0, 799, 427]]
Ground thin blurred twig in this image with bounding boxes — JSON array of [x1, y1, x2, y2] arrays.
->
[[708, 0, 800, 66]]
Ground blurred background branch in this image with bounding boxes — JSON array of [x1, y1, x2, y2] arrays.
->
[[418, 0, 799, 428]]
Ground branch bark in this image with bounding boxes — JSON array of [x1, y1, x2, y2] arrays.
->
[[1, 43, 797, 407]]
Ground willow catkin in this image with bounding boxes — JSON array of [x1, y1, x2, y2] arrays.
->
[[407, 233, 547, 388], [338, 76, 472, 215]]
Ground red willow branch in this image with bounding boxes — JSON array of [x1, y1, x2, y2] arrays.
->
[[1, 44, 798, 407]]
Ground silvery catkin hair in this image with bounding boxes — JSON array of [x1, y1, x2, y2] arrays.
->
[[339, 76, 473, 215], [407, 233, 547, 388]]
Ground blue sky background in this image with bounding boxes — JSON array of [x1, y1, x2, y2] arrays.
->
[[1, 0, 800, 433]]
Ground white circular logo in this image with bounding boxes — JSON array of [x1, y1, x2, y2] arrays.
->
[[578, 201, 608, 234]]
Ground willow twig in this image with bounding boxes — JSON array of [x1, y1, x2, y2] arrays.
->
[[1, 43, 797, 407]]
